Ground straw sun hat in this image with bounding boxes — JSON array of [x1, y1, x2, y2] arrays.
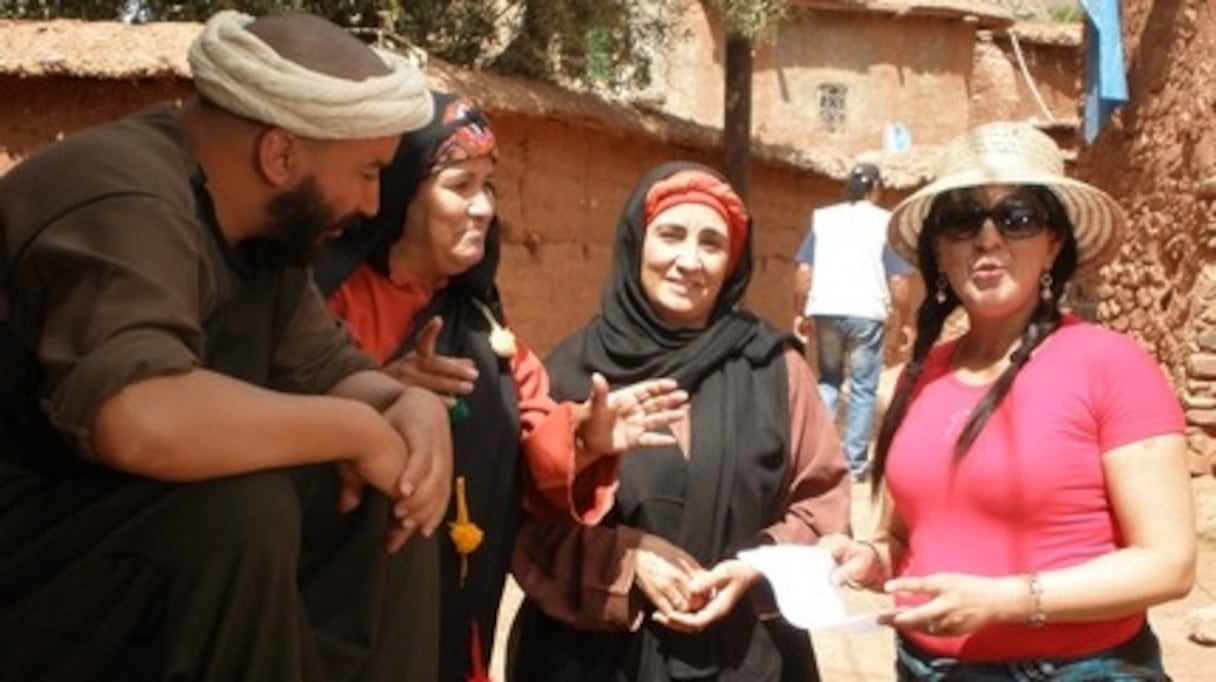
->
[[887, 121, 1126, 275]]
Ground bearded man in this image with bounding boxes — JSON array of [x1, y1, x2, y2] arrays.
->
[[0, 11, 451, 682]]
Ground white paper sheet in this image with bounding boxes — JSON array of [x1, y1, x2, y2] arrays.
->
[[737, 544, 884, 633]]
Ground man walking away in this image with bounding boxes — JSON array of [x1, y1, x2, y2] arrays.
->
[[794, 162, 910, 482]]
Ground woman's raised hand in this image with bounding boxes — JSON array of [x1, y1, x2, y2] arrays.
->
[[383, 316, 478, 404], [577, 373, 689, 456]]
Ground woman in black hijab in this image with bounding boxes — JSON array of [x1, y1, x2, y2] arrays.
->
[[315, 93, 687, 682], [509, 162, 851, 681]]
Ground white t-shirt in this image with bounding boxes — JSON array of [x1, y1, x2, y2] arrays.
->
[[795, 200, 909, 320]]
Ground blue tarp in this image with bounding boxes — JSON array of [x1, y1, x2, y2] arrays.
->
[[1082, 0, 1130, 143]]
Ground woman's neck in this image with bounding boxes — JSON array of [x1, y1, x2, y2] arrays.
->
[[955, 328, 1019, 370], [953, 307, 1038, 379], [388, 239, 446, 291]]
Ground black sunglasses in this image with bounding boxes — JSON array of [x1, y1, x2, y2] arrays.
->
[[931, 196, 1051, 241]]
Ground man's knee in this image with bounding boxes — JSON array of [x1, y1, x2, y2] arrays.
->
[[153, 470, 305, 569]]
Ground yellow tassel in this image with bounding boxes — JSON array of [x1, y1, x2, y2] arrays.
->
[[449, 476, 484, 586]]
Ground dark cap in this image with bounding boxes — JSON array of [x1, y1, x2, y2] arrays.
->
[[849, 162, 882, 185], [844, 162, 882, 200]]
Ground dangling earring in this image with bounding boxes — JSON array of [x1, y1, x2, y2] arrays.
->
[[1040, 272, 1054, 302], [934, 275, 949, 304]]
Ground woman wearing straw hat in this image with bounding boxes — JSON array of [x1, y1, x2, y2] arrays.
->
[[829, 121, 1195, 679]]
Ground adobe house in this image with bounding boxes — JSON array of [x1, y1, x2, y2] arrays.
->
[[0, 18, 939, 356], [651, 0, 1083, 155]]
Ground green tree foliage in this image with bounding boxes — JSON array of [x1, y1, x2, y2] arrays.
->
[[709, 0, 789, 41], [1047, 2, 1085, 24], [0, 0, 675, 89], [492, 1, 668, 89]]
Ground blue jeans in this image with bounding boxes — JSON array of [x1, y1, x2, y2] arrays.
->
[[895, 625, 1169, 681], [813, 315, 885, 475]]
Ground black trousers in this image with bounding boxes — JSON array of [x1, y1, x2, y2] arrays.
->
[[0, 463, 439, 682]]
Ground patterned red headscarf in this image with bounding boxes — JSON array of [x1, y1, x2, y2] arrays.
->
[[428, 98, 497, 175]]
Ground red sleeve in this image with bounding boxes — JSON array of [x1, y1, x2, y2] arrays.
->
[[513, 344, 620, 524], [762, 347, 852, 544]]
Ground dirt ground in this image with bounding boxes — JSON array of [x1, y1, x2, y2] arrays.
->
[[490, 475, 1216, 681]]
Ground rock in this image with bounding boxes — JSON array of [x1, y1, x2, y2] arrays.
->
[[1115, 287, 1134, 308], [1190, 353, 1216, 379], [1188, 605, 1216, 646], [1184, 393, 1216, 410], [1136, 289, 1156, 309], [1189, 445, 1216, 476], [1198, 177, 1216, 200], [1197, 331, 1216, 352], [1186, 408, 1216, 427]]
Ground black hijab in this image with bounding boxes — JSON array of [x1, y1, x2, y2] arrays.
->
[[546, 160, 791, 398], [313, 91, 518, 682], [541, 162, 805, 680]]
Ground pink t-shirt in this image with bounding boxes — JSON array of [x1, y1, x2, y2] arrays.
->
[[887, 317, 1184, 661]]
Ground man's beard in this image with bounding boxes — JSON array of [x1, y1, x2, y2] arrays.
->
[[262, 175, 354, 268]]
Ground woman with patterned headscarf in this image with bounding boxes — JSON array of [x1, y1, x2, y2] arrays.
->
[[508, 161, 851, 681], [315, 92, 687, 681]]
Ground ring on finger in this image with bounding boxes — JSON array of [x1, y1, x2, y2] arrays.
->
[[926, 621, 940, 634]]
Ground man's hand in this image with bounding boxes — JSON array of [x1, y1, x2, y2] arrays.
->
[[382, 385, 453, 550], [335, 411, 417, 553], [338, 424, 408, 512], [325, 369, 452, 553], [576, 373, 688, 456], [383, 317, 478, 404]]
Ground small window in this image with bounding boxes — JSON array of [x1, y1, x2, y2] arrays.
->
[[817, 83, 848, 132]]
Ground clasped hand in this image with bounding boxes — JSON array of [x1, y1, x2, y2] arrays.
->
[[334, 383, 452, 555], [633, 534, 762, 633]]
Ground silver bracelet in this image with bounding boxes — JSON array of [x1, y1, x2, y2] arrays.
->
[[856, 540, 887, 586], [1026, 572, 1047, 628]]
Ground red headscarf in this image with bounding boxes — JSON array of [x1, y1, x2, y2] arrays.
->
[[643, 169, 750, 274]]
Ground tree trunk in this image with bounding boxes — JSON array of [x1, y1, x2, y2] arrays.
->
[[723, 32, 753, 201]]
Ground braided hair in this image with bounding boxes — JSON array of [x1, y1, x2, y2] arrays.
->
[[871, 185, 1079, 491]]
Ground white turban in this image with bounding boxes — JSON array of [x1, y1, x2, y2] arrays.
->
[[188, 11, 432, 139]]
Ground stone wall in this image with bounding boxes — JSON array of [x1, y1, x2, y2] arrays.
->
[[1077, 0, 1216, 475]]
